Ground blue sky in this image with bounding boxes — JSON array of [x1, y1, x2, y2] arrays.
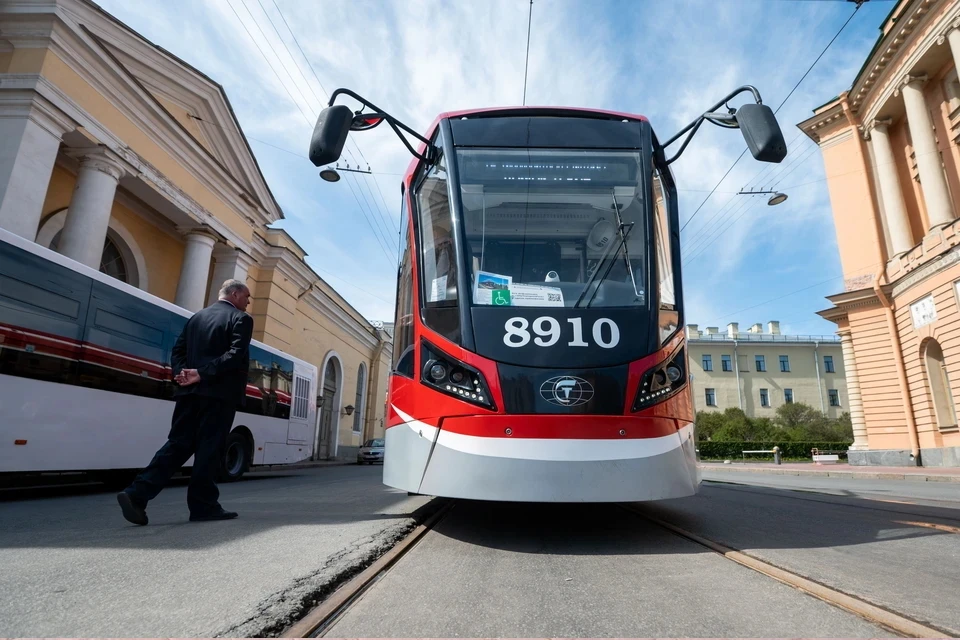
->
[[95, 0, 896, 335]]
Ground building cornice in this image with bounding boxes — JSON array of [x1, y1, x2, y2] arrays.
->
[[2, 74, 251, 252], [891, 241, 960, 297], [1, 7, 279, 230]]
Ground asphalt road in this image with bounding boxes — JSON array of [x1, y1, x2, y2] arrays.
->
[[326, 472, 960, 638], [645, 472, 960, 636], [0, 464, 430, 638], [324, 500, 889, 638]]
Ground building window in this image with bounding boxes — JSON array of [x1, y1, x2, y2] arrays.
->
[[755, 355, 765, 372], [784, 388, 793, 403], [51, 230, 129, 284], [922, 339, 957, 431], [705, 388, 716, 406], [721, 355, 732, 372], [779, 355, 790, 372], [828, 389, 840, 407], [702, 354, 713, 371], [760, 388, 769, 407], [824, 355, 834, 373]]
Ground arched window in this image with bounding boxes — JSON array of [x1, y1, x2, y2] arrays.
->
[[50, 230, 129, 284], [353, 363, 366, 434], [923, 339, 957, 431]]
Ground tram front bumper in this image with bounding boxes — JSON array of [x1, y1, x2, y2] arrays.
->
[[383, 415, 700, 503]]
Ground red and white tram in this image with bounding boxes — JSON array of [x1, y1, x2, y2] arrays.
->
[[309, 87, 786, 501]]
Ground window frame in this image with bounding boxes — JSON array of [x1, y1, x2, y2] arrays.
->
[[702, 354, 713, 372], [705, 388, 716, 407], [721, 354, 732, 372], [784, 388, 793, 404], [828, 389, 841, 407], [755, 355, 766, 372], [824, 355, 835, 373], [759, 388, 769, 407], [779, 354, 790, 372]]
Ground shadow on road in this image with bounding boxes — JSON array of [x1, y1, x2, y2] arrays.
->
[[430, 482, 960, 556], [0, 466, 430, 551]]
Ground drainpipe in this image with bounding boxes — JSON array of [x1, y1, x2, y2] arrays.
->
[[814, 341, 825, 412], [873, 267, 921, 462], [733, 339, 743, 410]]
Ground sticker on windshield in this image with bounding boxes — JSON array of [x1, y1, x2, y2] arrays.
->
[[474, 270, 512, 305], [509, 283, 564, 307], [429, 275, 448, 302]]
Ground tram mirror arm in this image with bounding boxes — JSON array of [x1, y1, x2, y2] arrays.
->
[[661, 85, 787, 166], [309, 88, 439, 168]]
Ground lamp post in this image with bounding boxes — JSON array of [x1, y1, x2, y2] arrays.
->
[[737, 189, 788, 206]]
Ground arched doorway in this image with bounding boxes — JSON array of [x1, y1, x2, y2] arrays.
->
[[922, 339, 957, 432], [316, 357, 341, 459]]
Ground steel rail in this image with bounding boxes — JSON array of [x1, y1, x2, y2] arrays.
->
[[281, 499, 454, 638], [621, 504, 952, 638]]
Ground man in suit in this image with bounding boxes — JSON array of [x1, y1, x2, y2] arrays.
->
[[117, 279, 254, 525]]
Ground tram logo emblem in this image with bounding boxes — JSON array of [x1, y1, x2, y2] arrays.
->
[[540, 376, 594, 407]]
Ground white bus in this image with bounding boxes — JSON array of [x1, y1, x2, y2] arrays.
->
[[0, 226, 317, 486]]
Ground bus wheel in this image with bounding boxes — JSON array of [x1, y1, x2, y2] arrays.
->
[[221, 432, 250, 482]]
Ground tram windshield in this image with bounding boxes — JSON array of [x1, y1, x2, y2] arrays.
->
[[453, 148, 662, 310]]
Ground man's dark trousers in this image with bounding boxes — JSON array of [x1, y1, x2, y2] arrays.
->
[[124, 395, 236, 515]]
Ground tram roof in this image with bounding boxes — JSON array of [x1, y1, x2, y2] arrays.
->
[[404, 106, 649, 185]]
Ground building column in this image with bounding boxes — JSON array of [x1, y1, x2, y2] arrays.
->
[[868, 120, 913, 255], [899, 74, 954, 229], [175, 230, 217, 311], [0, 103, 74, 240], [838, 328, 869, 450], [943, 23, 960, 88], [58, 148, 126, 269], [206, 245, 254, 306]]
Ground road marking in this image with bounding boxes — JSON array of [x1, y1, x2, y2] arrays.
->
[[895, 520, 960, 534], [622, 505, 952, 638]]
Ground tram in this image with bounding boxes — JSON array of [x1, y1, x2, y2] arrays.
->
[[309, 87, 786, 501]]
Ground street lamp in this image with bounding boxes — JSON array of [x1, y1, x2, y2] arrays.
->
[[319, 162, 373, 183], [738, 189, 788, 206]]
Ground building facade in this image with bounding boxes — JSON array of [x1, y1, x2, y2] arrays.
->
[[798, 0, 960, 466], [0, 0, 391, 460], [687, 321, 847, 419]]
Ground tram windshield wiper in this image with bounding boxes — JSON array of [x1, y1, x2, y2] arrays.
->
[[574, 190, 641, 309]]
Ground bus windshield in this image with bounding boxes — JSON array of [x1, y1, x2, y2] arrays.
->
[[455, 148, 650, 310]]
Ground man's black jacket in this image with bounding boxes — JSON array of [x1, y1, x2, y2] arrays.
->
[[171, 300, 254, 407]]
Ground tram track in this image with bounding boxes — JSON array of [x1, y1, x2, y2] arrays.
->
[[621, 504, 953, 638], [281, 499, 454, 638], [281, 496, 953, 638]]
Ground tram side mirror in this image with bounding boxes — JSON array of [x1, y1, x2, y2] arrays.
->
[[736, 103, 787, 163], [309, 104, 353, 167]]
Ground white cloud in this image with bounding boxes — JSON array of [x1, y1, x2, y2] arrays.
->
[[93, 0, 889, 332]]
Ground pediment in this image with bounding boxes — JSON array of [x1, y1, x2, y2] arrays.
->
[[53, 0, 282, 222]]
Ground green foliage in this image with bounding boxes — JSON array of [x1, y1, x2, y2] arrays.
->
[[694, 401, 853, 444]]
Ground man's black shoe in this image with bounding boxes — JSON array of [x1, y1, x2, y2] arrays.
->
[[189, 508, 238, 522], [117, 492, 148, 526]]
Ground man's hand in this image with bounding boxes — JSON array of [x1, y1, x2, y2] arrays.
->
[[175, 369, 201, 386]]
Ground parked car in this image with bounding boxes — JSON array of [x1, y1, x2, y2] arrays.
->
[[357, 438, 385, 464]]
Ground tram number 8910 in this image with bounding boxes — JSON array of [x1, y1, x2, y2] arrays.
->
[[503, 317, 620, 349]]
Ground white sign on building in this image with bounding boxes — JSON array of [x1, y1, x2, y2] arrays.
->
[[911, 294, 937, 329]]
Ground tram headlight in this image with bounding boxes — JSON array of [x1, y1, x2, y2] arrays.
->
[[632, 346, 687, 412], [421, 341, 496, 411]]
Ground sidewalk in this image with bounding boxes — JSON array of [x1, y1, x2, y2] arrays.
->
[[699, 461, 960, 483]]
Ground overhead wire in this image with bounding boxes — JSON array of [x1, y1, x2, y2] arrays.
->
[[678, 1, 864, 234], [222, 0, 397, 269], [266, 0, 399, 237]]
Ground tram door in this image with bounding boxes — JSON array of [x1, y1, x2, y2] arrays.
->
[[317, 362, 338, 459]]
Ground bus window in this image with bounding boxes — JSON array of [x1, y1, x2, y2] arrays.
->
[[392, 193, 415, 377]]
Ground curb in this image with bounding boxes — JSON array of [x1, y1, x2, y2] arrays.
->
[[249, 460, 356, 473], [699, 464, 960, 483]]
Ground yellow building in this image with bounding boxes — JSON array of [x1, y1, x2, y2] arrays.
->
[[0, 0, 390, 461], [687, 322, 847, 419], [799, 0, 960, 466]]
